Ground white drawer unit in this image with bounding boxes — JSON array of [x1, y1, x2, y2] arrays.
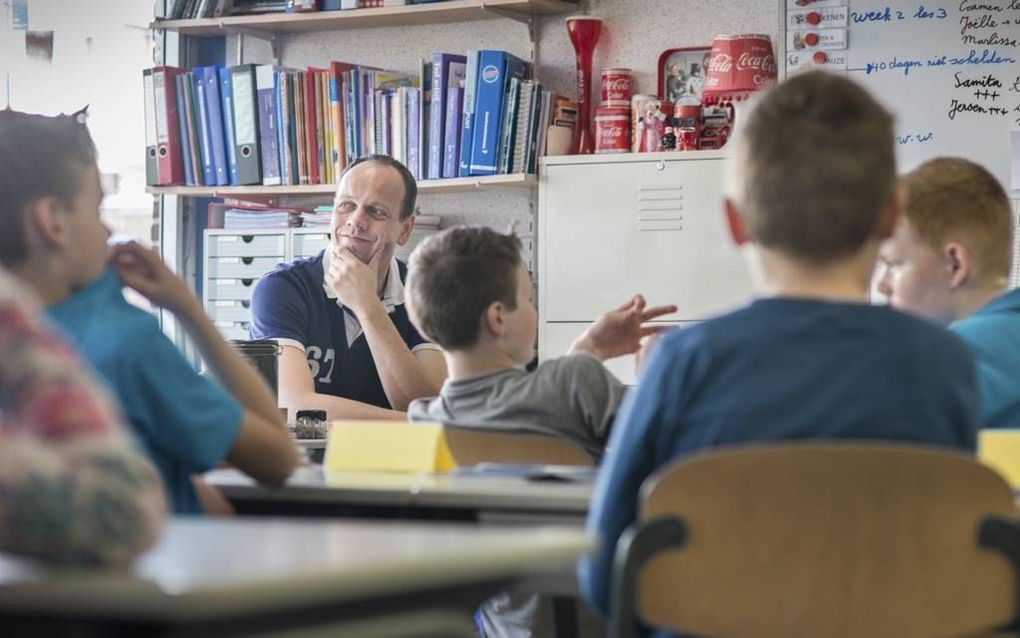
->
[[538, 152, 754, 368], [215, 321, 252, 342], [207, 278, 259, 302], [202, 228, 340, 341], [207, 256, 283, 279], [207, 233, 286, 258], [207, 300, 253, 323], [293, 230, 331, 258]]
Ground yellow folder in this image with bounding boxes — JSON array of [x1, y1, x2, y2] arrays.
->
[[324, 421, 455, 474], [978, 430, 1020, 488]]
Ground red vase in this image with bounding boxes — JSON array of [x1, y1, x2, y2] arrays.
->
[[566, 16, 603, 155]]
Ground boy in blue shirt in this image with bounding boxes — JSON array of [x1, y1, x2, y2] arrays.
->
[[877, 157, 1020, 427], [579, 71, 981, 622], [0, 109, 298, 515]]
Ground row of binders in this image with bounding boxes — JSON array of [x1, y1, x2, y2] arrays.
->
[[143, 50, 553, 187], [165, 0, 443, 19]]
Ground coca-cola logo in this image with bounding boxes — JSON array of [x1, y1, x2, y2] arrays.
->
[[603, 78, 630, 91], [737, 50, 776, 75], [600, 125, 627, 138], [708, 53, 732, 74]]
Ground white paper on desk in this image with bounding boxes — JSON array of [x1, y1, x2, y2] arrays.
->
[[1012, 130, 1020, 192]]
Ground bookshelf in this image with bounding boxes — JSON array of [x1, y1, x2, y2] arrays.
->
[[147, 173, 537, 198], [152, 0, 578, 36]]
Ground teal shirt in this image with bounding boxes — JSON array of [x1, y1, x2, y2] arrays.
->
[[950, 288, 1020, 428], [47, 268, 243, 514]]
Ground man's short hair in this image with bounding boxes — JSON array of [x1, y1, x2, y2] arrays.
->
[[0, 109, 97, 267], [901, 157, 1012, 283], [729, 70, 896, 263], [406, 226, 522, 351], [340, 154, 417, 220]]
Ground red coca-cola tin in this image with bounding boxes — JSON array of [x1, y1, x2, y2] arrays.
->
[[595, 106, 631, 154], [600, 68, 632, 107], [703, 34, 777, 104]]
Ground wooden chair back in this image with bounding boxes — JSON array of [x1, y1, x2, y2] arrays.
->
[[443, 426, 594, 467], [622, 444, 1019, 638]]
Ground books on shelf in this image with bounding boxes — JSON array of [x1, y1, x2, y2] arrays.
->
[[143, 50, 552, 189]]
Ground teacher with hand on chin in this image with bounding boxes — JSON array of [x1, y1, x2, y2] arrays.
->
[[250, 155, 446, 419]]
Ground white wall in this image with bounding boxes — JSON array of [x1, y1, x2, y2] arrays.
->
[[0, 0, 156, 240]]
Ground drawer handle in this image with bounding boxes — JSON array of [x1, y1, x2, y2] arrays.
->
[[241, 278, 254, 287], [241, 300, 251, 309], [241, 257, 254, 265], [242, 235, 254, 243]]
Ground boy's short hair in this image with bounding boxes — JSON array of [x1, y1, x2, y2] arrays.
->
[[730, 70, 896, 263], [900, 157, 1012, 283], [0, 109, 97, 267], [406, 226, 522, 351], [340, 154, 417, 220]]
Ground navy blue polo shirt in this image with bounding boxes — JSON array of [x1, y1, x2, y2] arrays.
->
[[250, 251, 433, 409]]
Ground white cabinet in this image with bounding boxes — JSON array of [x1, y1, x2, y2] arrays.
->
[[538, 151, 755, 382], [203, 228, 335, 340]]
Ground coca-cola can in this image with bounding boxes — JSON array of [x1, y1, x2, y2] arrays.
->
[[595, 106, 631, 154], [600, 68, 632, 107]]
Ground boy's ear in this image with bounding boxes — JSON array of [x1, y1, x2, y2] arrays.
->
[[944, 241, 973, 290], [876, 184, 905, 240], [482, 301, 507, 338], [724, 198, 749, 246], [24, 197, 70, 250]]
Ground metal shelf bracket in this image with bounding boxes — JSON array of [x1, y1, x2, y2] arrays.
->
[[221, 24, 280, 66]]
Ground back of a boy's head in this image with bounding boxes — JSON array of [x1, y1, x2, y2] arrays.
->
[[730, 70, 895, 263], [0, 109, 96, 268], [901, 157, 1012, 284], [406, 226, 522, 351]]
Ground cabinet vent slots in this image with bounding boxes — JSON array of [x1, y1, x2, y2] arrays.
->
[[637, 184, 683, 231]]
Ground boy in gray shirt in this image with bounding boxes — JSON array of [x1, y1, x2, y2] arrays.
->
[[404, 226, 674, 638], [405, 226, 675, 462]]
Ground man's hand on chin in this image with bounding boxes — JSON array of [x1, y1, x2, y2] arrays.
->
[[328, 246, 387, 320]]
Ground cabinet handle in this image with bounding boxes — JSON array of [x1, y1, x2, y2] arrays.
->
[[241, 279, 254, 287], [242, 235, 254, 243], [241, 257, 254, 265], [656, 162, 665, 171]]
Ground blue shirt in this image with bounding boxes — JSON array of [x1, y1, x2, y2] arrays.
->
[[47, 268, 243, 515], [249, 251, 430, 409], [579, 297, 980, 626], [950, 288, 1020, 428]]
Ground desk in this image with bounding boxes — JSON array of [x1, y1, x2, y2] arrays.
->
[[0, 518, 591, 637], [205, 466, 594, 525]]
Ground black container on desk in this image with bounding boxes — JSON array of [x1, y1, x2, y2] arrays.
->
[[231, 340, 281, 397]]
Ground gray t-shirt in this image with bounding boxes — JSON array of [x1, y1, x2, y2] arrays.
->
[[407, 353, 626, 461]]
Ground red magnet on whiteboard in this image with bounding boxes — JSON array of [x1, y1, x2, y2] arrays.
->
[[804, 33, 819, 46], [812, 51, 828, 64], [806, 11, 821, 25]]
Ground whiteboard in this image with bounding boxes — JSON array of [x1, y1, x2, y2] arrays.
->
[[782, 0, 1020, 194]]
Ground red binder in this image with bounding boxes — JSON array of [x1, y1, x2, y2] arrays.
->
[[152, 66, 185, 185], [305, 67, 324, 185]]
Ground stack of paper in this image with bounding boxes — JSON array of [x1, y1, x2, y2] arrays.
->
[[223, 208, 299, 229], [301, 206, 333, 227]]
